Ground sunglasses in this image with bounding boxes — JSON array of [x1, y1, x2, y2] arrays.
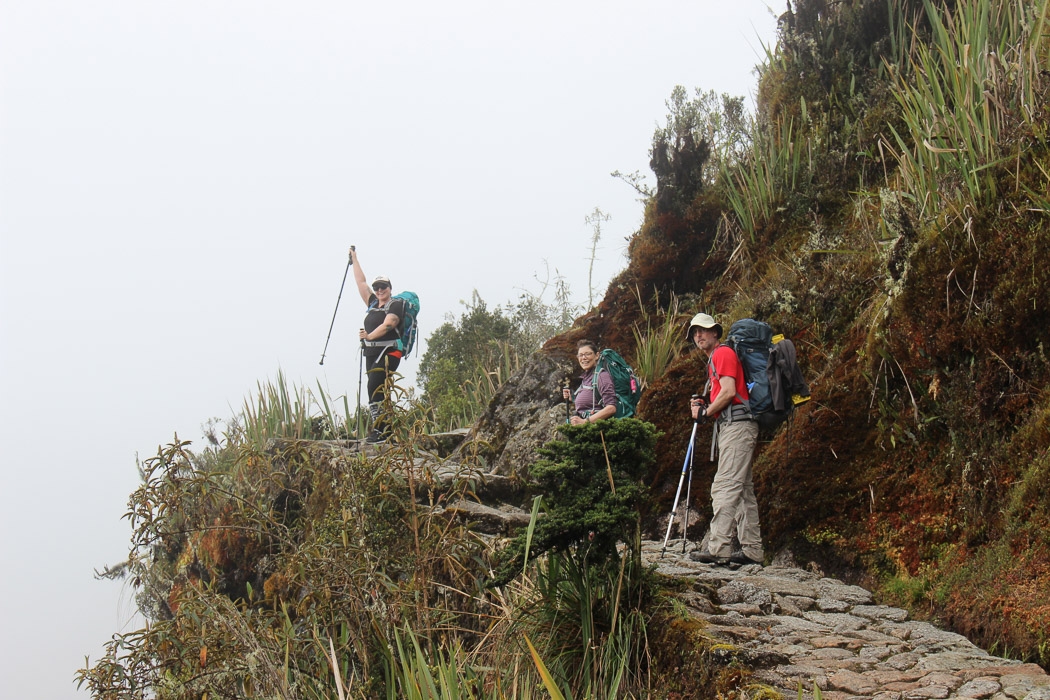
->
[[372, 283, 390, 291]]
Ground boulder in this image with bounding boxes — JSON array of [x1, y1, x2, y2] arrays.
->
[[453, 351, 576, 476]]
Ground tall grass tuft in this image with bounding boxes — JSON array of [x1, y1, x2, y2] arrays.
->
[[237, 370, 362, 450], [464, 340, 521, 421], [720, 105, 814, 239], [240, 369, 315, 451], [631, 288, 684, 390], [883, 0, 1050, 219], [430, 340, 523, 431], [521, 551, 651, 699]]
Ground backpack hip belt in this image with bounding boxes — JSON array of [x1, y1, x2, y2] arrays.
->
[[717, 404, 754, 425], [363, 339, 401, 348]]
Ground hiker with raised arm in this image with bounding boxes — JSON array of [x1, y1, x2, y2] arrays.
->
[[686, 313, 764, 567], [352, 248, 406, 444], [561, 340, 617, 425]]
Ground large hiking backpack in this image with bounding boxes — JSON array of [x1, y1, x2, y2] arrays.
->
[[593, 348, 644, 418], [724, 319, 810, 432], [392, 291, 420, 357], [369, 292, 420, 357]]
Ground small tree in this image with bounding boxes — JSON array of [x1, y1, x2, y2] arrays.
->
[[649, 85, 751, 212], [492, 418, 659, 586], [417, 292, 514, 428], [507, 265, 580, 353], [584, 207, 610, 309], [419, 282, 580, 429]]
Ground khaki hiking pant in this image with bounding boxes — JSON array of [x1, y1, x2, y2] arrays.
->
[[709, 419, 762, 561]]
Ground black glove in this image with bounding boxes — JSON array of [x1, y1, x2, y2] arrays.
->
[[691, 395, 707, 423]]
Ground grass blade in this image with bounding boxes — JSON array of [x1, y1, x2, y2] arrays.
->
[[524, 634, 566, 700]]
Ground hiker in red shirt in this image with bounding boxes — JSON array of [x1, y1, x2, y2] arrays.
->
[[686, 313, 763, 567]]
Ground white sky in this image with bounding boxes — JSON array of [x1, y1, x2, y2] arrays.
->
[[0, 2, 777, 696]]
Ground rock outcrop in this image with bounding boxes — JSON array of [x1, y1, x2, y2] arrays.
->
[[277, 438, 532, 534], [453, 350, 576, 476]]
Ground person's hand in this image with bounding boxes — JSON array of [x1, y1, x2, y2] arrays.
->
[[359, 328, 368, 341], [570, 415, 587, 426], [562, 387, 571, 401], [690, 396, 707, 422]]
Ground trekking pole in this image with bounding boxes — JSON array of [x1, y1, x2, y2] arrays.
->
[[661, 409, 701, 556], [681, 428, 696, 554], [319, 246, 354, 365], [356, 342, 364, 440], [563, 377, 572, 423]]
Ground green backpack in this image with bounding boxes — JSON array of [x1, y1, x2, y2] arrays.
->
[[593, 349, 644, 418]]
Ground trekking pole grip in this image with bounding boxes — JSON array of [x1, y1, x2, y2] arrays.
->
[[691, 394, 706, 424]]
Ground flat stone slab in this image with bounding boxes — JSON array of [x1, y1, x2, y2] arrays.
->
[[743, 575, 819, 598], [803, 610, 869, 632], [849, 629, 907, 645], [903, 684, 951, 698], [916, 651, 1002, 672], [443, 499, 531, 534], [811, 635, 863, 649], [881, 651, 924, 671], [718, 580, 774, 607], [817, 579, 875, 605], [765, 614, 835, 633], [853, 605, 910, 622], [830, 668, 879, 695], [705, 623, 763, 641], [864, 669, 927, 685]]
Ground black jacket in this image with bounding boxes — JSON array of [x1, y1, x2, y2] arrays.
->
[[768, 338, 810, 412]]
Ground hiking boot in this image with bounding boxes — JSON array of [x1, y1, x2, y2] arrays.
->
[[689, 550, 730, 565], [729, 552, 763, 567], [365, 428, 387, 444]]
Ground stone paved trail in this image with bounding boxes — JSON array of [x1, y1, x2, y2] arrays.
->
[[642, 541, 1050, 700]]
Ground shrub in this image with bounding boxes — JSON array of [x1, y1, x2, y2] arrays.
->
[[492, 418, 660, 586]]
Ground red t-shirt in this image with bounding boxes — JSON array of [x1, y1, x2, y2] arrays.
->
[[708, 344, 749, 418]]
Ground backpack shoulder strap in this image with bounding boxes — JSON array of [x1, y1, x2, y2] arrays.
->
[[709, 346, 749, 414], [593, 353, 607, 403], [389, 296, 406, 324]]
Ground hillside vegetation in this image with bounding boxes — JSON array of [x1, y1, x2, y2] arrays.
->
[[81, 0, 1050, 696], [557, 0, 1050, 666]]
